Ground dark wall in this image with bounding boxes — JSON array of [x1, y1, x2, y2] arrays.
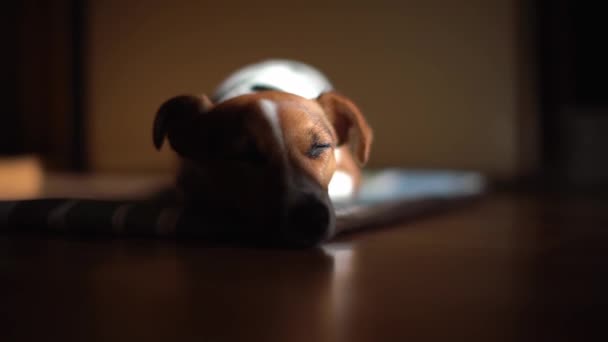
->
[[538, 0, 608, 187], [86, 0, 535, 177], [0, 0, 86, 170], [1, 1, 26, 155], [571, 2, 608, 105]]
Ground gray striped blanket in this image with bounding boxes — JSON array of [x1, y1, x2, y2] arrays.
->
[[0, 198, 302, 246], [0, 170, 485, 247]]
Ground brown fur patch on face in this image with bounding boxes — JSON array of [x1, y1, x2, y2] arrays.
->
[[249, 92, 339, 190], [210, 92, 340, 190], [316, 91, 373, 166]]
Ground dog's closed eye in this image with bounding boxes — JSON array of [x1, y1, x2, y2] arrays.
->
[[307, 142, 332, 159], [306, 131, 333, 159]]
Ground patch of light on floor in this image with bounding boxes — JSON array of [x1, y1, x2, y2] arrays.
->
[[322, 242, 355, 340]]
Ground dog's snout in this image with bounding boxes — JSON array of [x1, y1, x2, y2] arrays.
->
[[281, 194, 335, 247]]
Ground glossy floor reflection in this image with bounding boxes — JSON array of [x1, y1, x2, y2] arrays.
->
[[2, 193, 607, 341]]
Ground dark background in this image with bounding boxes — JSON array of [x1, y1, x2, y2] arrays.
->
[[2, 0, 608, 189]]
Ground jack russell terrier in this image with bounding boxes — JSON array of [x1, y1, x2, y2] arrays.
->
[[154, 59, 373, 242], [0, 59, 372, 246]]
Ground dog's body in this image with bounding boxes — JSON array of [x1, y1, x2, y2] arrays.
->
[[155, 59, 372, 243], [212, 59, 333, 103]]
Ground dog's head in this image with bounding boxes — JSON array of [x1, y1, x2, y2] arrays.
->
[[153, 91, 372, 246]]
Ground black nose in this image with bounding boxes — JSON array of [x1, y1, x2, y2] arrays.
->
[[282, 195, 335, 247]]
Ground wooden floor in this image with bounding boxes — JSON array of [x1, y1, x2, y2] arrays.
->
[[2, 192, 607, 342]]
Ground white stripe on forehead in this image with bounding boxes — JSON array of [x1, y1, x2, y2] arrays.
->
[[258, 99, 285, 150]]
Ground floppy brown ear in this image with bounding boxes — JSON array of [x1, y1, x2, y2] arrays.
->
[[153, 94, 213, 150], [317, 91, 373, 165]]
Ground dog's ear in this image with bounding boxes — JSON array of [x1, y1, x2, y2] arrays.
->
[[153, 94, 213, 150], [317, 91, 373, 165]]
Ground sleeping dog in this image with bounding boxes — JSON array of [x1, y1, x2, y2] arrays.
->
[[155, 59, 373, 241], [1, 59, 373, 246]]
